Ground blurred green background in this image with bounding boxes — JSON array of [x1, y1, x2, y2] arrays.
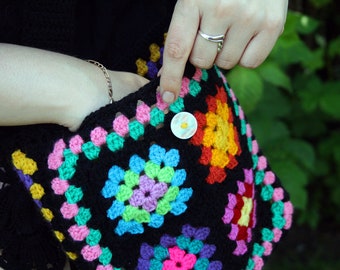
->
[[227, 0, 340, 269]]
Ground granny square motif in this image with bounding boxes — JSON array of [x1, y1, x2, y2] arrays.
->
[[11, 65, 293, 270]]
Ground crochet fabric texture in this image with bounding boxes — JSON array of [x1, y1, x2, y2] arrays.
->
[[9, 65, 293, 270]]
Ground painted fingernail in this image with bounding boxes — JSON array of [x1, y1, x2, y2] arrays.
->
[[162, 91, 175, 104]]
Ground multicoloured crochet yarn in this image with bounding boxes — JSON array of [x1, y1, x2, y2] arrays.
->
[[136, 39, 164, 79], [10, 65, 293, 270]]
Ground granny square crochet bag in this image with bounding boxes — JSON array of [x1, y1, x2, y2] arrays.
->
[[6, 64, 293, 270]]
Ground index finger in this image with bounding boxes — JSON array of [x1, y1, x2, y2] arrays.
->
[[160, 1, 200, 103]]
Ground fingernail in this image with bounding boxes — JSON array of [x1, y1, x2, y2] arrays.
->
[[162, 91, 175, 104], [157, 67, 163, 77]]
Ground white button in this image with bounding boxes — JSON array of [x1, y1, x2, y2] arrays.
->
[[170, 112, 198, 139]]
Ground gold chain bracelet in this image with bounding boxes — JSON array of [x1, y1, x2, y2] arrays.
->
[[87, 60, 114, 104]]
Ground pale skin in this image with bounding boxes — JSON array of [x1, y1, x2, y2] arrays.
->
[[1, 1, 288, 269], [160, 0, 289, 102], [0, 0, 288, 132], [0, 44, 149, 131]]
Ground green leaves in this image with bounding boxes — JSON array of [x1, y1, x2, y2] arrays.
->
[[273, 160, 308, 210], [296, 14, 319, 34], [270, 12, 324, 71], [261, 137, 314, 211], [225, 8, 340, 229], [329, 37, 340, 57], [281, 139, 316, 171], [284, 11, 319, 35], [259, 3, 340, 268], [249, 118, 290, 148], [309, 0, 332, 8], [319, 82, 340, 119], [297, 77, 340, 119], [296, 75, 324, 113], [257, 62, 292, 92], [227, 66, 263, 113]]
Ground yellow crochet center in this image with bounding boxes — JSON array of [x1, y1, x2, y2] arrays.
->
[[41, 208, 54, 222], [149, 43, 160, 62], [11, 150, 38, 175], [30, 183, 45, 200], [211, 148, 230, 168], [238, 197, 253, 227], [202, 100, 239, 168], [136, 58, 148, 76], [54, 230, 65, 242], [66, 251, 78, 260]]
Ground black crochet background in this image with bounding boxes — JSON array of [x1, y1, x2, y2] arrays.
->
[[0, 1, 175, 268], [1, 65, 290, 270], [0, 124, 69, 270]]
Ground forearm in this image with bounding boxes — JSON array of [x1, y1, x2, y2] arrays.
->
[[0, 43, 109, 130]]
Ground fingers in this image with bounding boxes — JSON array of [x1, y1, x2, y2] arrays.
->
[[214, 11, 262, 69], [160, 1, 200, 103], [160, 0, 288, 104], [216, 1, 286, 69], [213, 3, 286, 70], [189, 12, 229, 68], [238, 27, 281, 68]]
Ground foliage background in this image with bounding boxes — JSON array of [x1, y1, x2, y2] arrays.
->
[[227, 0, 340, 269]]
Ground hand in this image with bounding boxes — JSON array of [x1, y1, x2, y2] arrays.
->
[[160, 0, 288, 103], [67, 71, 149, 131], [108, 71, 149, 102], [0, 43, 149, 132]]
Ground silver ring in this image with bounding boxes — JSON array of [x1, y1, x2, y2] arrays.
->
[[198, 30, 225, 52]]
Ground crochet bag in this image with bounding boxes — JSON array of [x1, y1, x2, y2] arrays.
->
[[7, 65, 293, 270]]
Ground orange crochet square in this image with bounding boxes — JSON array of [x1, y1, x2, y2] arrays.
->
[[190, 86, 241, 184]]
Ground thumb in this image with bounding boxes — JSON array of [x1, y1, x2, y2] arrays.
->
[[160, 1, 199, 103]]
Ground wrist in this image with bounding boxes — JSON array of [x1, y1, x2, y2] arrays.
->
[[58, 61, 110, 131], [86, 60, 114, 104]]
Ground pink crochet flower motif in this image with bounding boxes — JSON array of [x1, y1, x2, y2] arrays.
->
[[163, 246, 196, 270], [137, 224, 223, 270]]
